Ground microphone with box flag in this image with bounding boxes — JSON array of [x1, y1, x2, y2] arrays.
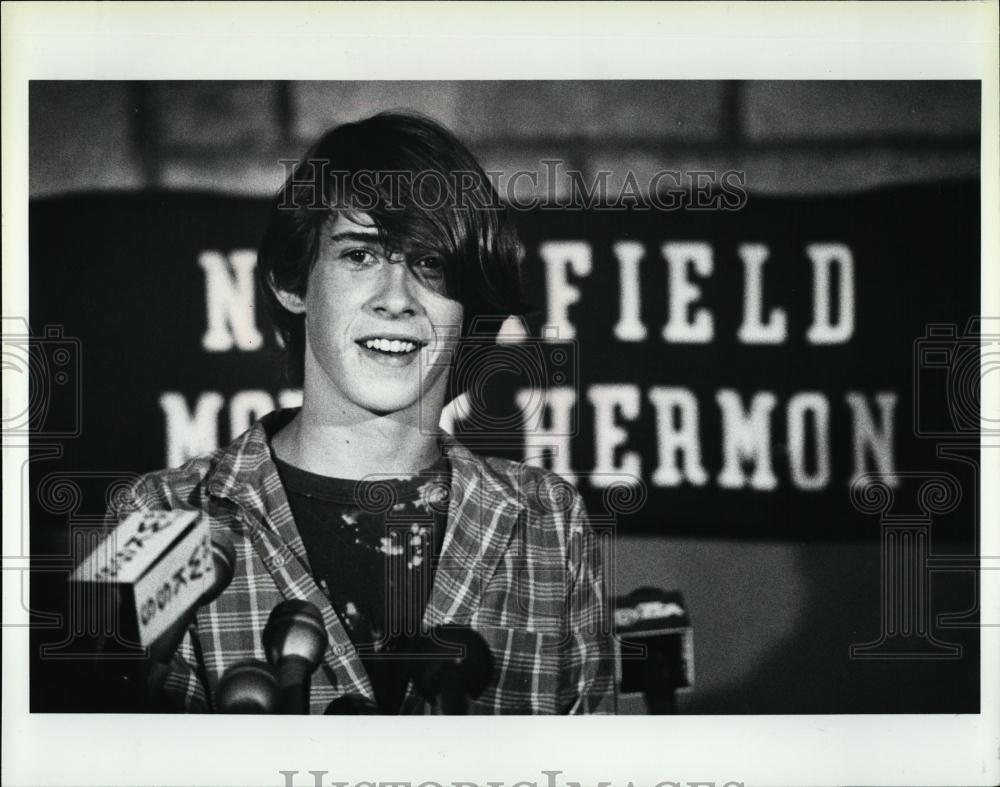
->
[[146, 530, 236, 710], [148, 530, 236, 664], [614, 587, 694, 714], [70, 509, 236, 710], [410, 624, 494, 714]]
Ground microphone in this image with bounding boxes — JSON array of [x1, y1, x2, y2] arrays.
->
[[143, 532, 237, 710], [72, 510, 220, 652], [324, 694, 378, 715], [410, 625, 494, 714], [262, 599, 328, 715], [217, 660, 281, 714], [147, 531, 237, 665], [613, 587, 694, 714], [200, 533, 238, 602], [71, 511, 234, 711]]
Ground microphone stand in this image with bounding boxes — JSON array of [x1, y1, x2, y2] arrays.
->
[[436, 666, 470, 715], [189, 624, 215, 712]]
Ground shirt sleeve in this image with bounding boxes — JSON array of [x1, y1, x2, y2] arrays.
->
[[558, 491, 618, 714]]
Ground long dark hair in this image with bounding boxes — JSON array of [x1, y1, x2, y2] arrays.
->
[[257, 111, 526, 385]]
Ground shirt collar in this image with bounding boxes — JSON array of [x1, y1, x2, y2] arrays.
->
[[206, 407, 524, 521]]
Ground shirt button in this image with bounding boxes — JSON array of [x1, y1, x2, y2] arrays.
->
[[271, 554, 285, 568]]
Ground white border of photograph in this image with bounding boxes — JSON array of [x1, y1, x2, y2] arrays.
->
[[2, 2, 998, 786]]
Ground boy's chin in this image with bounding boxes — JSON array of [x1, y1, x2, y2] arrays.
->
[[358, 393, 418, 418], [348, 378, 442, 419]]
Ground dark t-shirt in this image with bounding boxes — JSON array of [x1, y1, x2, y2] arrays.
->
[[273, 455, 450, 713]]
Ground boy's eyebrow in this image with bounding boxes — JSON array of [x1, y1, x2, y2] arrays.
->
[[328, 230, 382, 244]]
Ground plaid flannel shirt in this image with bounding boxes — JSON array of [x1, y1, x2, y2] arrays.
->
[[109, 409, 616, 714]]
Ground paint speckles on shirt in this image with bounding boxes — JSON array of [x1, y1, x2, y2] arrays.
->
[[273, 455, 450, 712]]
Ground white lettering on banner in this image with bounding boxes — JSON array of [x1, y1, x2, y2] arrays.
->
[[230, 390, 277, 439], [160, 389, 302, 466], [648, 387, 708, 487], [539, 241, 592, 341], [612, 241, 648, 342], [517, 386, 577, 484], [438, 391, 471, 435], [587, 384, 641, 484], [846, 391, 898, 487], [737, 243, 788, 344], [160, 387, 898, 492], [174, 235, 891, 498], [190, 240, 859, 349], [516, 387, 896, 492], [199, 250, 264, 352], [716, 389, 779, 491], [531, 239, 860, 343], [278, 389, 304, 409], [661, 242, 714, 343], [787, 392, 831, 490], [160, 392, 224, 468], [806, 243, 855, 344]]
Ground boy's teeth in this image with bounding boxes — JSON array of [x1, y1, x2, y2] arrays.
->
[[364, 338, 416, 353]]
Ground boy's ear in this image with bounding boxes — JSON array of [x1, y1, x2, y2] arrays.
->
[[269, 277, 306, 314]]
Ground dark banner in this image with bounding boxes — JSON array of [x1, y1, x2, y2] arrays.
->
[[27, 183, 979, 546]]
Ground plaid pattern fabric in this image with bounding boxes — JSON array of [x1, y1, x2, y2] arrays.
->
[[109, 409, 616, 714]]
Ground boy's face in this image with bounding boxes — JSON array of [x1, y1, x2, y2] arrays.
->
[[279, 212, 464, 421]]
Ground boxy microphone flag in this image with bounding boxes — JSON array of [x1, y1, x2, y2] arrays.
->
[[614, 588, 694, 702], [71, 510, 213, 647]]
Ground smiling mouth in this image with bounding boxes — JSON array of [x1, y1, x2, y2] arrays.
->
[[356, 337, 425, 355]]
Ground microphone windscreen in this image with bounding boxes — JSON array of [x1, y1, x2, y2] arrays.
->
[[218, 660, 280, 713], [324, 694, 379, 715], [412, 624, 494, 702], [263, 599, 328, 669]]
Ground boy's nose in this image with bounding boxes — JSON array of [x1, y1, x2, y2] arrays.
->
[[372, 257, 419, 317]]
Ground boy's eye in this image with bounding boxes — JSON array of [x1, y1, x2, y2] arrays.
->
[[343, 248, 379, 265], [414, 256, 445, 276]]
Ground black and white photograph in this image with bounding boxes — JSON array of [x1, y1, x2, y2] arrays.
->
[[3, 3, 998, 786]]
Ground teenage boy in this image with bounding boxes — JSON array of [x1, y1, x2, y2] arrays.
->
[[111, 112, 615, 714]]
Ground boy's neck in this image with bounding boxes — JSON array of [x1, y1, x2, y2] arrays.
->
[[270, 407, 444, 480]]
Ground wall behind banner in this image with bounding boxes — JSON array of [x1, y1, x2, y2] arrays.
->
[[30, 80, 980, 198], [25, 81, 983, 713]]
